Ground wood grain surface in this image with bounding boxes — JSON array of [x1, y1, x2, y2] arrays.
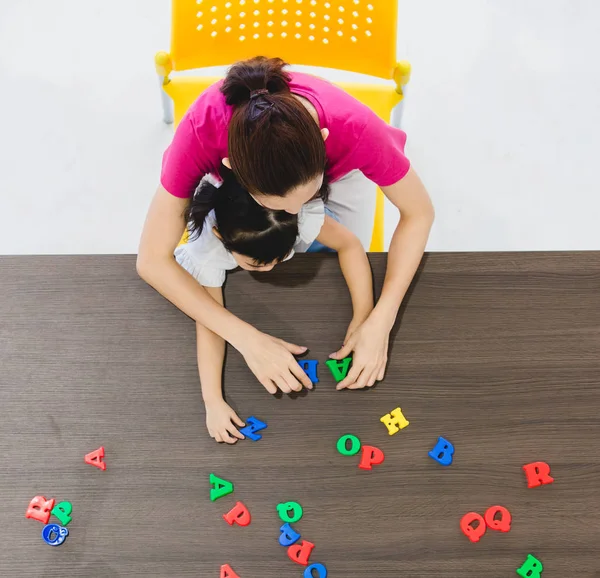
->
[[1, 253, 599, 578]]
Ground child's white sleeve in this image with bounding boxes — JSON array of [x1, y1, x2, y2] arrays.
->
[[173, 210, 233, 288], [296, 198, 326, 246], [174, 246, 227, 287]]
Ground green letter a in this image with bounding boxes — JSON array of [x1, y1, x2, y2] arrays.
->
[[210, 473, 234, 502], [326, 357, 352, 382]]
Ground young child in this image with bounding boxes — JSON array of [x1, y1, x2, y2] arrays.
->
[[176, 168, 374, 444]]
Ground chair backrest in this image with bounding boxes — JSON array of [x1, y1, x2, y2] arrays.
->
[[170, 0, 398, 79]]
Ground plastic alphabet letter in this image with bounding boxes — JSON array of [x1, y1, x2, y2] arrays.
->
[[325, 357, 352, 382], [239, 416, 267, 441], [84, 446, 106, 470], [220, 564, 240, 578], [336, 434, 361, 456], [298, 360, 319, 383], [428, 437, 455, 466], [358, 445, 385, 470], [522, 462, 554, 489], [380, 407, 410, 435], [484, 505, 512, 532], [288, 540, 315, 566], [25, 496, 55, 524], [277, 501, 303, 523], [279, 522, 301, 546], [460, 512, 486, 543], [210, 473, 234, 502], [41, 523, 69, 546], [51, 501, 73, 526], [516, 554, 544, 577], [304, 563, 328, 578], [223, 501, 251, 527]]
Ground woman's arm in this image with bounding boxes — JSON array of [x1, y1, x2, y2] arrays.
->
[[137, 185, 313, 394], [332, 167, 434, 388], [315, 216, 374, 331], [197, 286, 245, 444]]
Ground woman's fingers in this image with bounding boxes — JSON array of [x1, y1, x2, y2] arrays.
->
[[290, 362, 313, 389], [337, 363, 363, 389], [259, 377, 278, 395], [273, 375, 292, 394], [279, 339, 308, 356], [227, 423, 245, 440], [282, 372, 303, 393], [214, 432, 223, 443], [330, 341, 353, 362]]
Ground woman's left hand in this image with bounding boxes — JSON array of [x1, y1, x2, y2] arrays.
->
[[331, 313, 390, 390]]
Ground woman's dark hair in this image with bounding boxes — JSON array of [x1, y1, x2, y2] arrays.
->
[[185, 168, 299, 265], [221, 56, 327, 197]]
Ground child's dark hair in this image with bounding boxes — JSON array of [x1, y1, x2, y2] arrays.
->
[[185, 168, 299, 266]]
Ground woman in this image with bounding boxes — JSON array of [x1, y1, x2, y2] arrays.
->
[[137, 56, 434, 394]]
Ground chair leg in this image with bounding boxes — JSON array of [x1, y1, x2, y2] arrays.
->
[[158, 76, 174, 125], [391, 85, 407, 129]]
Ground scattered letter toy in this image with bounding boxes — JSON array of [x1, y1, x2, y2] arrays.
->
[[336, 434, 361, 456], [84, 446, 106, 470], [210, 473, 234, 502], [41, 523, 69, 546], [239, 416, 267, 441], [484, 505, 511, 532], [380, 407, 410, 435], [516, 554, 543, 577], [277, 501, 303, 523], [298, 360, 319, 383], [25, 496, 55, 524], [279, 522, 301, 546], [428, 437, 455, 466], [288, 539, 315, 566], [522, 461, 554, 489], [51, 501, 73, 526], [325, 357, 352, 382], [460, 512, 486, 543], [358, 445, 385, 470], [220, 564, 240, 578], [305, 563, 328, 578], [223, 501, 251, 527]]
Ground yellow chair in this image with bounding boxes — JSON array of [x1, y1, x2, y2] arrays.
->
[[156, 0, 411, 252]]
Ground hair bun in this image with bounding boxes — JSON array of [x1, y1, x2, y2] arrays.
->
[[221, 56, 291, 106]]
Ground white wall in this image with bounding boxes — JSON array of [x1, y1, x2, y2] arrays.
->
[[0, 0, 599, 254]]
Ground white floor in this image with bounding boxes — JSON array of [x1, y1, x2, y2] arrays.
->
[[1, 0, 599, 254]]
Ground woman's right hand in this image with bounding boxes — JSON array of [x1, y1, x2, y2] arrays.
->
[[238, 332, 313, 394]]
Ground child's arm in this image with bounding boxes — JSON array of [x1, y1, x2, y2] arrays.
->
[[314, 216, 374, 339], [197, 285, 246, 444]]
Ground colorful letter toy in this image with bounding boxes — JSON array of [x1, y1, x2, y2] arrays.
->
[[288, 540, 315, 566], [277, 501, 303, 523], [358, 445, 385, 470], [460, 512, 486, 543], [279, 522, 301, 546], [336, 434, 361, 456], [84, 446, 106, 470], [298, 360, 319, 383], [223, 501, 251, 527], [380, 407, 410, 435], [239, 416, 267, 441], [484, 505, 512, 532], [305, 563, 328, 578], [325, 357, 352, 382], [51, 501, 72, 526], [522, 461, 554, 488], [428, 436, 455, 466], [25, 496, 55, 524], [210, 473, 234, 502], [41, 523, 69, 546], [516, 554, 543, 577], [220, 564, 241, 578]]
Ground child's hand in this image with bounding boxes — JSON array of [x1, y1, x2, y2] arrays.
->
[[206, 399, 246, 444]]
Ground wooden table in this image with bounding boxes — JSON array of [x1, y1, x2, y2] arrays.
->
[[1, 253, 599, 577]]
